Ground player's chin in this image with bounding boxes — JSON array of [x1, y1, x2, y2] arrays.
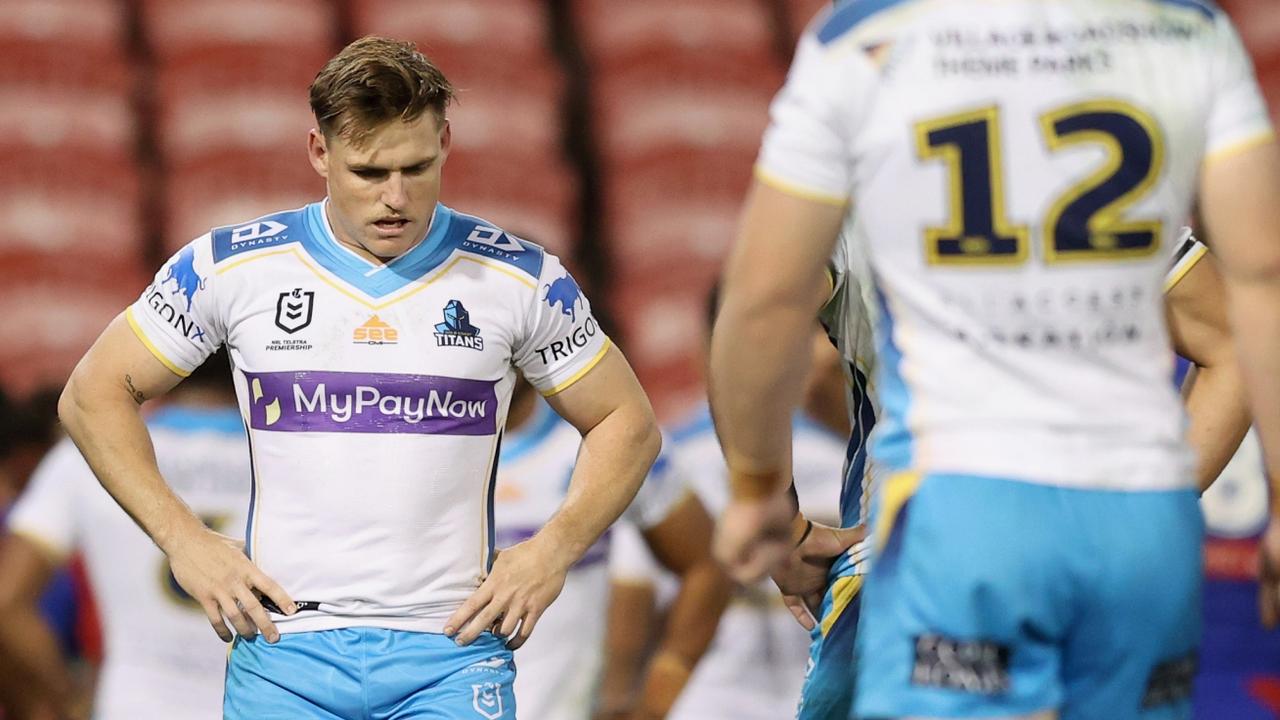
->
[[363, 232, 417, 258]]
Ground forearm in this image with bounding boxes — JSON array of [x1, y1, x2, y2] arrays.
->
[[538, 406, 661, 565], [635, 563, 731, 718], [1183, 362, 1250, 492], [59, 377, 203, 552], [709, 296, 814, 485], [1225, 280, 1280, 516], [597, 581, 657, 717]]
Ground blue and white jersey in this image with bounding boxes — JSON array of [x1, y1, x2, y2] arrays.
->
[[760, 0, 1272, 490], [609, 405, 846, 720], [496, 400, 688, 720], [8, 406, 249, 720], [126, 201, 611, 634]]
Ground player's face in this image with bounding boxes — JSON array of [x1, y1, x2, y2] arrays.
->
[[308, 112, 451, 260]]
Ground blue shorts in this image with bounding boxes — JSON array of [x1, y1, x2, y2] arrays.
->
[[855, 473, 1203, 720], [225, 628, 516, 720], [797, 558, 862, 720]]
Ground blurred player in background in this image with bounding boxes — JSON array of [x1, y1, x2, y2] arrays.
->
[[496, 378, 729, 720], [603, 284, 848, 720], [0, 349, 246, 720], [56, 37, 660, 719], [711, 0, 1280, 718]]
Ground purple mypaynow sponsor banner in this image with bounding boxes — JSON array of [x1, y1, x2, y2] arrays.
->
[[243, 370, 498, 435]]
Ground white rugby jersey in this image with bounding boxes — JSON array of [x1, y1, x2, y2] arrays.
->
[[126, 201, 611, 633], [609, 406, 846, 720], [8, 407, 250, 720], [496, 401, 688, 720], [759, 0, 1273, 490]]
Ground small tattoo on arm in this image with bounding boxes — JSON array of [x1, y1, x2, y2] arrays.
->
[[125, 374, 147, 404]]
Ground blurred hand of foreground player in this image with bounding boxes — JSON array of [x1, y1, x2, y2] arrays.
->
[[773, 520, 864, 631], [1259, 517, 1280, 628], [445, 539, 569, 649], [166, 526, 296, 643], [715, 490, 799, 584]]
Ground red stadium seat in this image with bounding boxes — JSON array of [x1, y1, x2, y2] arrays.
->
[[609, 279, 711, 421], [574, 0, 777, 70], [0, 260, 147, 396], [153, 46, 328, 162], [162, 153, 324, 252], [448, 86, 565, 159], [0, 86, 135, 157], [349, 0, 560, 93], [0, 38, 130, 92], [0, 0, 127, 53], [592, 50, 779, 164], [441, 149, 579, 257], [0, 149, 144, 274], [140, 0, 336, 60]]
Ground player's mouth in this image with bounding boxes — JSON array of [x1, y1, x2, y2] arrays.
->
[[373, 218, 410, 236]]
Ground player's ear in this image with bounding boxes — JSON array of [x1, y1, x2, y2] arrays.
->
[[307, 128, 330, 179], [438, 116, 452, 163]]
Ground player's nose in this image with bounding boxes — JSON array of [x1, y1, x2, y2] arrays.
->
[[381, 173, 408, 210]]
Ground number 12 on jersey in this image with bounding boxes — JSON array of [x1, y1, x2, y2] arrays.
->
[[916, 100, 1165, 266]]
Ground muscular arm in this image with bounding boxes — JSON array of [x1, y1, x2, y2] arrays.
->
[[59, 314, 199, 555], [1165, 252, 1251, 492], [632, 494, 732, 720], [59, 314, 293, 642], [1200, 141, 1280, 507], [709, 181, 846, 581], [0, 534, 70, 716], [447, 346, 661, 646]]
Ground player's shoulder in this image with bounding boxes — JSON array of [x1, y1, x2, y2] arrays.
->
[[440, 205, 548, 282], [206, 204, 313, 265]]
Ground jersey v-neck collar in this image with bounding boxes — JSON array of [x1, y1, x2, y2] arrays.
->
[[300, 201, 456, 299]]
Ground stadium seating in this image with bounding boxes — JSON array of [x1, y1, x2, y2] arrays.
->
[[139, 0, 336, 61]]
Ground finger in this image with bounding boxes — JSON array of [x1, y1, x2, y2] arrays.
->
[[498, 601, 524, 638], [457, 595, 508, 646], [782, 594, 816, 631], [445, 582, 495, 637], [218, 591, 257, 638], [803, 523, 864, 559], [508, 607, 543, 650], [200, 597, 233, 642], [234, 584, 280, 643], [249, 569, 297, 616]]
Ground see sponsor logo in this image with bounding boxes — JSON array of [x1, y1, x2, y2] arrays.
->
[[353, 315, 398, 345]]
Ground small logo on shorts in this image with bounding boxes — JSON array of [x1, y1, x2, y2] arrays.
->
[[1142, 652, 1197, 708], [911, 634, 1010, 695], [471, 682, 504, 719]]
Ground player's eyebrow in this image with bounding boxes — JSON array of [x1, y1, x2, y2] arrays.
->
[[346, 154, 437, 172]]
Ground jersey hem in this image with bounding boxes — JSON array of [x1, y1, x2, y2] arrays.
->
[[754, 166, 850, 207], [1204, 128, 1276, 166], [540, 338, 613, 397], [125, 307, 192, 378], [270, 614, 451, 635]]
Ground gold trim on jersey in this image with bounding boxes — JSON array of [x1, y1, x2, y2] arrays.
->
[[1040, 100, 1165, 264], [820, 574, 864, 637], [915, 106, 1030, 267], [540, 339, 614, 397], [125, 307, 193, 378], [754, 166, 851, 207], [874, 470, 922, 551], [217, 247, 536, 311], [1163, 241, 1208, 293], [1204, 129, 1276, 166]]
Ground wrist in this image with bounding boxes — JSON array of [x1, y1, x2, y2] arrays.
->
[[155, 512, 207, 556], [637, 649, 693, 717], [727, 467, 788, 501]]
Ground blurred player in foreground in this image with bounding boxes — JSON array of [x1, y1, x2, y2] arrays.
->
[[0, 350, 246, 720], [496, 378, 729, 720], [603, 296, 848, 720], [711, 1, 1280, 718], [57, 37, 660, 719]]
